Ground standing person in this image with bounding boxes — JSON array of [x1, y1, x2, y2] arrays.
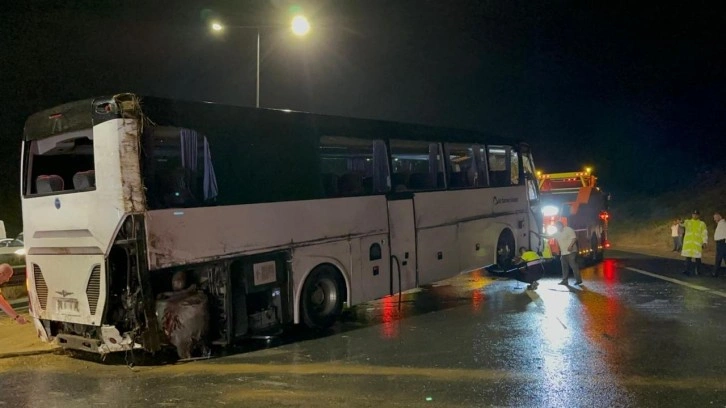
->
[[0, 263, 27, 324], [681, 210, 708, 276], [712, 212, 726, 277], [553, 221, 582, 285], [671, 219, 682, 251]]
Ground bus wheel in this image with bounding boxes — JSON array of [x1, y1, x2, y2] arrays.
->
[[496, 229, 515, 270], [301, 265, 345, 329]]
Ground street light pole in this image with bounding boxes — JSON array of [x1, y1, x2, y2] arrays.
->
[[256, 30, 260, 108], [210, 16, 310, 109]]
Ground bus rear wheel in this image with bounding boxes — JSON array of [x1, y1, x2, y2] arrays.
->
[[301, 265, 345, 329]]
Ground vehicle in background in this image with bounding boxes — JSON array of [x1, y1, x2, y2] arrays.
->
[[0, 226, 26, 285], [538, 168, 610, 265], [22, 93, 541, 357]]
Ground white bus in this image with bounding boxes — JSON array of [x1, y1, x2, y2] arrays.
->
[[22, 93, 542, 356]]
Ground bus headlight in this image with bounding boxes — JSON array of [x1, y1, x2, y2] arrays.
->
[[546, 225, 558, 235], [541, 205, 559, 217], [14, 248, 26, 256]]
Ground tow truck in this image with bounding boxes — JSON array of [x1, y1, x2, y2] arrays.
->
[[538, 168, 610, 264]]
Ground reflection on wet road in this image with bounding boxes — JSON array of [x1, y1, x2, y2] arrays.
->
[[2, 250, 726, 407]]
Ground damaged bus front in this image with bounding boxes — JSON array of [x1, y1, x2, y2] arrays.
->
[[23, 94, 296, 358], [22, 94, 164, 354]]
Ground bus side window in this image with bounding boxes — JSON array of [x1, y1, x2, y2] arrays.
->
[[445, 143, 478, 189], [319, 136, 389, 198], [144, 126, 218, 209], [390, 140, 444, 191], [338, 173, 365, 196], [487, 145, 513, 187], [510, 150, 520, 185], [160, 167, 199, 208]]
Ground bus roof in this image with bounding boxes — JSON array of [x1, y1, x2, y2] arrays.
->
[[24, 93, 525, 147]]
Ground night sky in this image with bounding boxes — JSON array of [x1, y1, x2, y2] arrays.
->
[[2, 0, 724, 218]]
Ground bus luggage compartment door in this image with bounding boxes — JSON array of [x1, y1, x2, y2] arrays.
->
[[387, 194, 417, 292], [228, 252, 291, 339]]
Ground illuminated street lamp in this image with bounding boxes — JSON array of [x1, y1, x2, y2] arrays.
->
[[290, 15, 310, 36], [210, 15, 310, 108]]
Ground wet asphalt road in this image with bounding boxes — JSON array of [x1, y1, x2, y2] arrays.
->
[[2, 250, 726, 408]]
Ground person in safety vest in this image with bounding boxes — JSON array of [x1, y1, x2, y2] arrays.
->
[[518, 247, 541, 263], [514, 247, 542, 290], [681, 209, 708, 276]]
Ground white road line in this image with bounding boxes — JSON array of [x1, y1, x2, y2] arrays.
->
[[624, 267, 726, 298]]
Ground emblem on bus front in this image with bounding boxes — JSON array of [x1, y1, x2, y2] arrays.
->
[[54, 198, 61, 209]]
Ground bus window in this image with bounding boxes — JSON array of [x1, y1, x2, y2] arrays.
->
[[475, 145, 489, 187], [25, 131, 95, 195], [510, 150, 520, 185], [522, 154, 538, 201], [144, 127, 218, 209], [487, 145, 512, 187], [319, 136, 389, 197], [390, 140, 444, 191], [522, 153, 535, 176], [445, 143, 478, 189]]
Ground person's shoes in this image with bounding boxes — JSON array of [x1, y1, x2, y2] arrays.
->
[[574, 280, 583, 285], [558, 280, 568, 285]]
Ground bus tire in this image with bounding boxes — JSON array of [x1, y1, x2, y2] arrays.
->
[[301, 264, 345, 329], [496, 229, 516, 270]]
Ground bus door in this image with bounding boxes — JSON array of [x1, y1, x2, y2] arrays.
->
[[387, 193, 417, 293], [519, 143, 542, 252]]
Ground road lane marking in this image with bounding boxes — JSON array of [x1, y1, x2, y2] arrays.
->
[[624, 267, 726, 298]]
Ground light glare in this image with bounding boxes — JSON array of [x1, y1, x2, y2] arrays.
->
[[291, 15, 310, 36], [546, 225, 558, 235], [541, 205, 559, 217]]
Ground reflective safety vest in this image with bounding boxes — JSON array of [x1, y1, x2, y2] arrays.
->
[[543, 238, 557, 258], [521, 251, 540, 262], [681, 219, 708, 258]]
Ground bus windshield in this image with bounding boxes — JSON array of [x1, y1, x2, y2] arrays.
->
[[24, 130, 96, 196]]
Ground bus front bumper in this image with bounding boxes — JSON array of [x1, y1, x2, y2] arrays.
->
[[49, 324, 142, 354]]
